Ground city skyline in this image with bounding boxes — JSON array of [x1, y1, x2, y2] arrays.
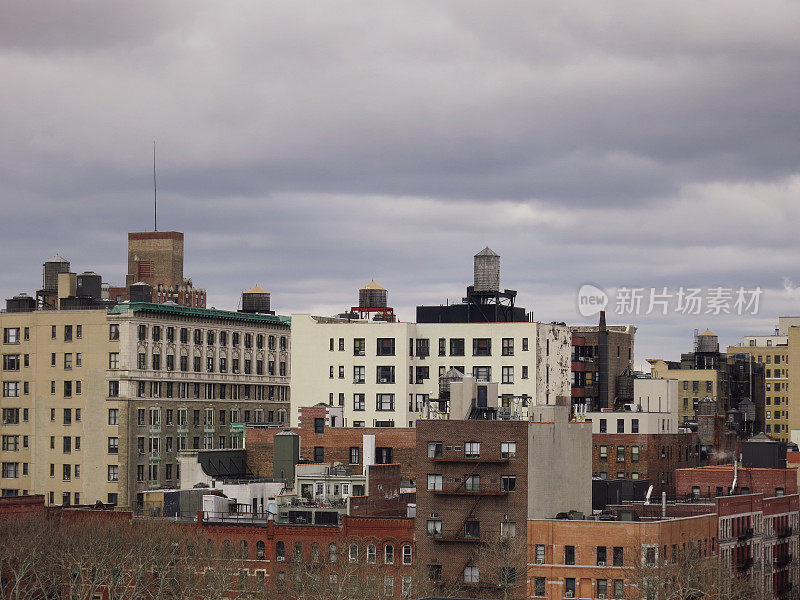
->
[[2, 2, 800, 364]]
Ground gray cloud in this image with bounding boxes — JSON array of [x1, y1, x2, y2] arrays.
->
[[1, 1, 799, 361]]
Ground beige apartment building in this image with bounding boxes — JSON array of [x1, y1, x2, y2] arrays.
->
[[726, 316, 800, 444], [648, 358, 722, 424], [289, 313, 573, 428], [1, 301, 291, 507]]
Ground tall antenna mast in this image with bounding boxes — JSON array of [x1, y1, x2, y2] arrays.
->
[[153, 140, 158, 231]]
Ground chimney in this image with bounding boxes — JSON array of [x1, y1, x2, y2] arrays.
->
[[599, 310, 607, 331]]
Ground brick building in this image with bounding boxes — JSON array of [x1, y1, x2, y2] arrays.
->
[[245, 405, 417, 482], [591, 432, 701, 496], [527, 511, 718, 599], [571, 312, 635, 412], [415, 400, 591, 596], [676, 464, 798, 499]]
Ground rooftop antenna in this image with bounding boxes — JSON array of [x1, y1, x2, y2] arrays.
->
[[153, 140, 158, 231]]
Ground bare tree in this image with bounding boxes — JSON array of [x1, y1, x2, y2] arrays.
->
[[627, 543, 772, 600], [473, 533, 531, 600]]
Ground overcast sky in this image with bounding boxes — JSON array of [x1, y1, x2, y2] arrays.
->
[[2, 1, 799, 367]]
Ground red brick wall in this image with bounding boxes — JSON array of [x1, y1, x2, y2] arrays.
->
[[592, 432, 700, 496], [245, 411, 417, 481], [676, 466, 799, 498], [0, 494, 46, 518]]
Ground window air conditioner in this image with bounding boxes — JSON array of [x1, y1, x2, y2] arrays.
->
[[598, 561, 605, 566], [535, 558, 544, 565], [380, 378, 388, 383], [598, 594, 606, 599], [565, 592, 574, 598]]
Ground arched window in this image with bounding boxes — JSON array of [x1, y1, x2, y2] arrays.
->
[[402, 544, 412, 565], [311, 542, 320, 563], [367, 544, 376, 564], [384, 544, 394, 564], [240, 540, 248, 559], [294, 541, 303, 560], [329, 543, 338, 563], [256, 540, 265, 560], [276, 541, 285, 561], [349, 544, 358, 563], [222, 540, 232, 556]]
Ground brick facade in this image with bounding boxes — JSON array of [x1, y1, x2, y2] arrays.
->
[[245, 406, 417, 481], [676, 465, 798, 499], [592, 432, 701, 496]]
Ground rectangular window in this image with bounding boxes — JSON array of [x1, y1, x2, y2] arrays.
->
[[473, 338, 491, 356], [349, 447, 360, 464], [107, 465, 118, 482], [427, 474, 442, 491], [502, 366, 514, 384], [427, 519, 442, 536], [613, 547, 623, 566], [501, 441, 516, 458], [465, 441, 480, 458], [631, 446, 639, 462], [428, 442, 443, 459], [353, 393, 365, 411], [565, 545, 575, 565], [599, 418, 607, 433], [501, 475, 516, 491], [449, 338, 465, 356], [502, 338, 514, 356], [3, 328, 20, 344], [376, 338, 395, 356], [377, 365, 395, 383], [376, 394, 395, 411]]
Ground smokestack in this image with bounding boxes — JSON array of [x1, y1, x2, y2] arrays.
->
[[598, 311, 610, 408]]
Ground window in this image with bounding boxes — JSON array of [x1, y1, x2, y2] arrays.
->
[[349, 447, 360, 464], [376, 394, 394, 411], [2, 354, 20, 371], [428, 441, 443, 458], [353, 365, 365, 383], [377, 365, 395, 383], [632, 418, 639, 434], [631, 446, 639, 462], [402, 544, 412, 564], [1, 463, 19, 478], [427, 474, 443, 491], [108, 437, 119, 454], [565, 545, 575, 565], [501, 366, 514, 383], [501, 337, 514, 356], [565, 578, 576, 597], [313, 447, 324, 462], [535, 544, 545, 564], [473, 366, 491, 381], [614, 580, 624, 598], [522, 365, 528, 379], [449, 338, 465, 356], [384, 545, 394, 564], [465, 474, 480, 492], [402, 575, 412, 598], [600, 418, 607, 433], [464, 520, 480, 539], [2, 408, 20, 425], [428, 564, 442, 582], [463, 566, 479, 583], [427, 519, 442, 536], [473, 338, 491, 356], [465, 441, 480, 458], [314, 418, 324, 434], [597, 546, 607, 565], [367, 544, 376, 563], [616, 419, 624, 433], [353, 393, 365, 411], [501, 441, 516, 458], [3, 328, 20, 344], [616, 446, 625, 462], [534, 577, 545, 596], [597, 579, 607, 597], [501, 475, 516, 491], [2, 382, 20, 398], [613, 546, 623, 566], [376, 338, 395, 356], [275, 541, 285, 561], [500, 521, 516, 538], [107, 465, 118, 482]]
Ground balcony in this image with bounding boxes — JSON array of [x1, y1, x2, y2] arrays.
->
[[737, 528, 753, 542], [777, 526, 793, 539]]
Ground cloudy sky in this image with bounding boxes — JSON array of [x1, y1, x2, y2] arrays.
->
[[2, 1, 800, 367]]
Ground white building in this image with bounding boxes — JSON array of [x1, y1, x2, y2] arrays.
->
[[289, 313, 572, 427], [585, 377, 679, 434]]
